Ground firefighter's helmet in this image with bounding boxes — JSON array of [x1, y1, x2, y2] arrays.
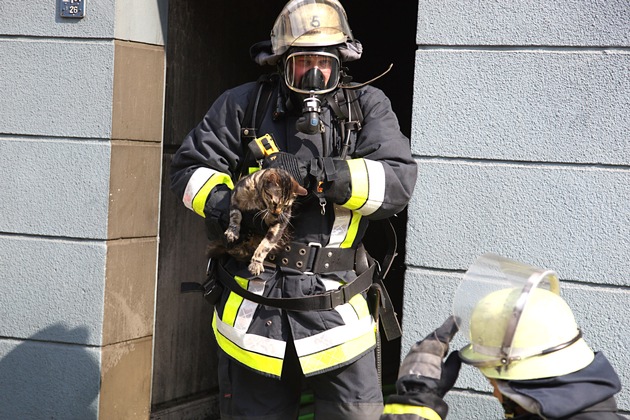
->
[[271, 0, 353, 56], [459, 286, 594, 380]]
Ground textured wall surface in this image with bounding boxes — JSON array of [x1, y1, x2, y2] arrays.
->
[[406, 1, 630, 417], [0, 0, 166, 418]]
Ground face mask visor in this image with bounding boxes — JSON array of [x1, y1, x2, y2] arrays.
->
[[284, 51, 340, 95]]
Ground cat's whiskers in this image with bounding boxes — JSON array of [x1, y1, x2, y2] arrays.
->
[[277, 212, 290, 224], [255, 208, 268, 221]]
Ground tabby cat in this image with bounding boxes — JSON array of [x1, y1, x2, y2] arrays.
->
[[206, 168, 307, 275]]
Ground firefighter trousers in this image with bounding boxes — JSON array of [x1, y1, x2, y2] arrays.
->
[[217, 334, 383, 420]]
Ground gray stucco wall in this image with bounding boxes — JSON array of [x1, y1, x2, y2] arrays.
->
[[405, 1, 630, 417], [0, 1, 165, 417]]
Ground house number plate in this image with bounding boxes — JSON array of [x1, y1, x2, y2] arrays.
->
[[60, 0, 86, 18]]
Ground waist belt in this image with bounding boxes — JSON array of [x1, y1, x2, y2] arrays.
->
[[217, 259, 375, 312], [216, 260, 402, 340], [266, 242, 356, 273]]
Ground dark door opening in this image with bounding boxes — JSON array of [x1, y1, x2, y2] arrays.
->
[[154, 1, 418, 416]]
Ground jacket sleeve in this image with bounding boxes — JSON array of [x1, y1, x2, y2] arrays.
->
[[337, 85, 417, 220], [170, 83, 255, 217]]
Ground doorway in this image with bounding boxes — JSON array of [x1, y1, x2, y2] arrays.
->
[[153, 1, 418, 416]]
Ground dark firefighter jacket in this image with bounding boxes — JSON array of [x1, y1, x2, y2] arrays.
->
[[170, 79, 417, 378], [380, 352, 625, 420]]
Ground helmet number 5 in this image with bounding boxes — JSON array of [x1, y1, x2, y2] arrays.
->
[[311, 16, 320, 28]]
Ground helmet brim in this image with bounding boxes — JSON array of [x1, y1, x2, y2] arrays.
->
[[461, 338, 594, 380]]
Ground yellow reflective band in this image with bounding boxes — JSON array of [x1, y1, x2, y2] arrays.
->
[[348, 293, 370, 320], [222, 276, 249, 327], [212, 315, 284, 378], [299, 328, 376, 376], [248, 166, 261, 174], [340, 211, 361, 248], [382, 404, 441, 420], [344, 159, 369, 210], [190, 172, 234, 217]]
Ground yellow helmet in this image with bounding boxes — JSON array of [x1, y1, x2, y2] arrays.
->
[[271, 0, 353, 56], [459, 287, 594, 380]]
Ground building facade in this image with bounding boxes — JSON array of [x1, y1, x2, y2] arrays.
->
[[0, 1, 627, 418]]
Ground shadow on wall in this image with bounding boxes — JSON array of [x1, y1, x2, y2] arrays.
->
[[0, 324, 100, 420]]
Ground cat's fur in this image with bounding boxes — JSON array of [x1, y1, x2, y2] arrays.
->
[[206, 168, 307, 275]]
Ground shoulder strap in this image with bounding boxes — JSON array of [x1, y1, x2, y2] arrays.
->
[[328, 87, 364, 159], [241, 73, 278, 142], [237, 73, 279, 176], [343, 87, 364, 132]]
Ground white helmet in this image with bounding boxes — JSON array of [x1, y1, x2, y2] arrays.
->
[[270, 0, 354, 56], [455, 254, 594, 380]]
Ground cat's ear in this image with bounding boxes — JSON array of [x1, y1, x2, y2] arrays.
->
[[292, 179, 308, 196]]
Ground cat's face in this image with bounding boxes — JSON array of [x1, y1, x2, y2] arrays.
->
[[259, 169, 307, 221]]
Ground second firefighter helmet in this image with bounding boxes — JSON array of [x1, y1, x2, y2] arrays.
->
[[454, 253, 594, 380]]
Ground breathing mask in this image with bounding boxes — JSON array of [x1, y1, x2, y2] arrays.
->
[[284, 50, 341, 134]]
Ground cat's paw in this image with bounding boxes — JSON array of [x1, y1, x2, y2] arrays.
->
[[224, 227, 239, 243], [248, 260, 264, 276]]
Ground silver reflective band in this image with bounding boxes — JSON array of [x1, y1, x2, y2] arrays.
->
[[459, 329, 583, 368]]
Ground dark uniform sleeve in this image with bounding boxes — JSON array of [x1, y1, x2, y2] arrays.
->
[[334, 85, 417, 220], [169, 83, 256, 219]]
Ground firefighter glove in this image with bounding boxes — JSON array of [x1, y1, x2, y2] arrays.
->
[[398, 315, 460, 380], [388, 316, 462, 419], [308, 157, 351, 204], [203, 185, 231, 244], [262, 152, 311, 188]]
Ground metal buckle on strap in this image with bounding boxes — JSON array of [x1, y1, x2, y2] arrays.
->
[[265, 242, 356, 274], [329, 289, 345, 308], [304, 242, 322, 274]]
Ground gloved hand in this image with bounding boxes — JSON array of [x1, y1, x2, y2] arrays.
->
[[203, 185, 231, 243], [204, 186, 268, 244], [398, 316, 460, 381], [262, 152, 311, 188], [308, 157, 351, 204], [387, 316, 462, 419]]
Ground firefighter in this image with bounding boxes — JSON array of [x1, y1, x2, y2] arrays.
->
[[170, 0, 417, 418], [382, 256, 624, 419]]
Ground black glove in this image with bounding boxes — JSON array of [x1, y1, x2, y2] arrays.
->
[[203, 185, 231, 243], [388, 316, 462, 419], [308, 157, 351, 204], [204, 186, 268, 244], [262, 152, 311, 188]]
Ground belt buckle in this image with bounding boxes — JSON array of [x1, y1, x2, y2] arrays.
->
[[329, 289, 345, 308], [304, 242, 322, 274]]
